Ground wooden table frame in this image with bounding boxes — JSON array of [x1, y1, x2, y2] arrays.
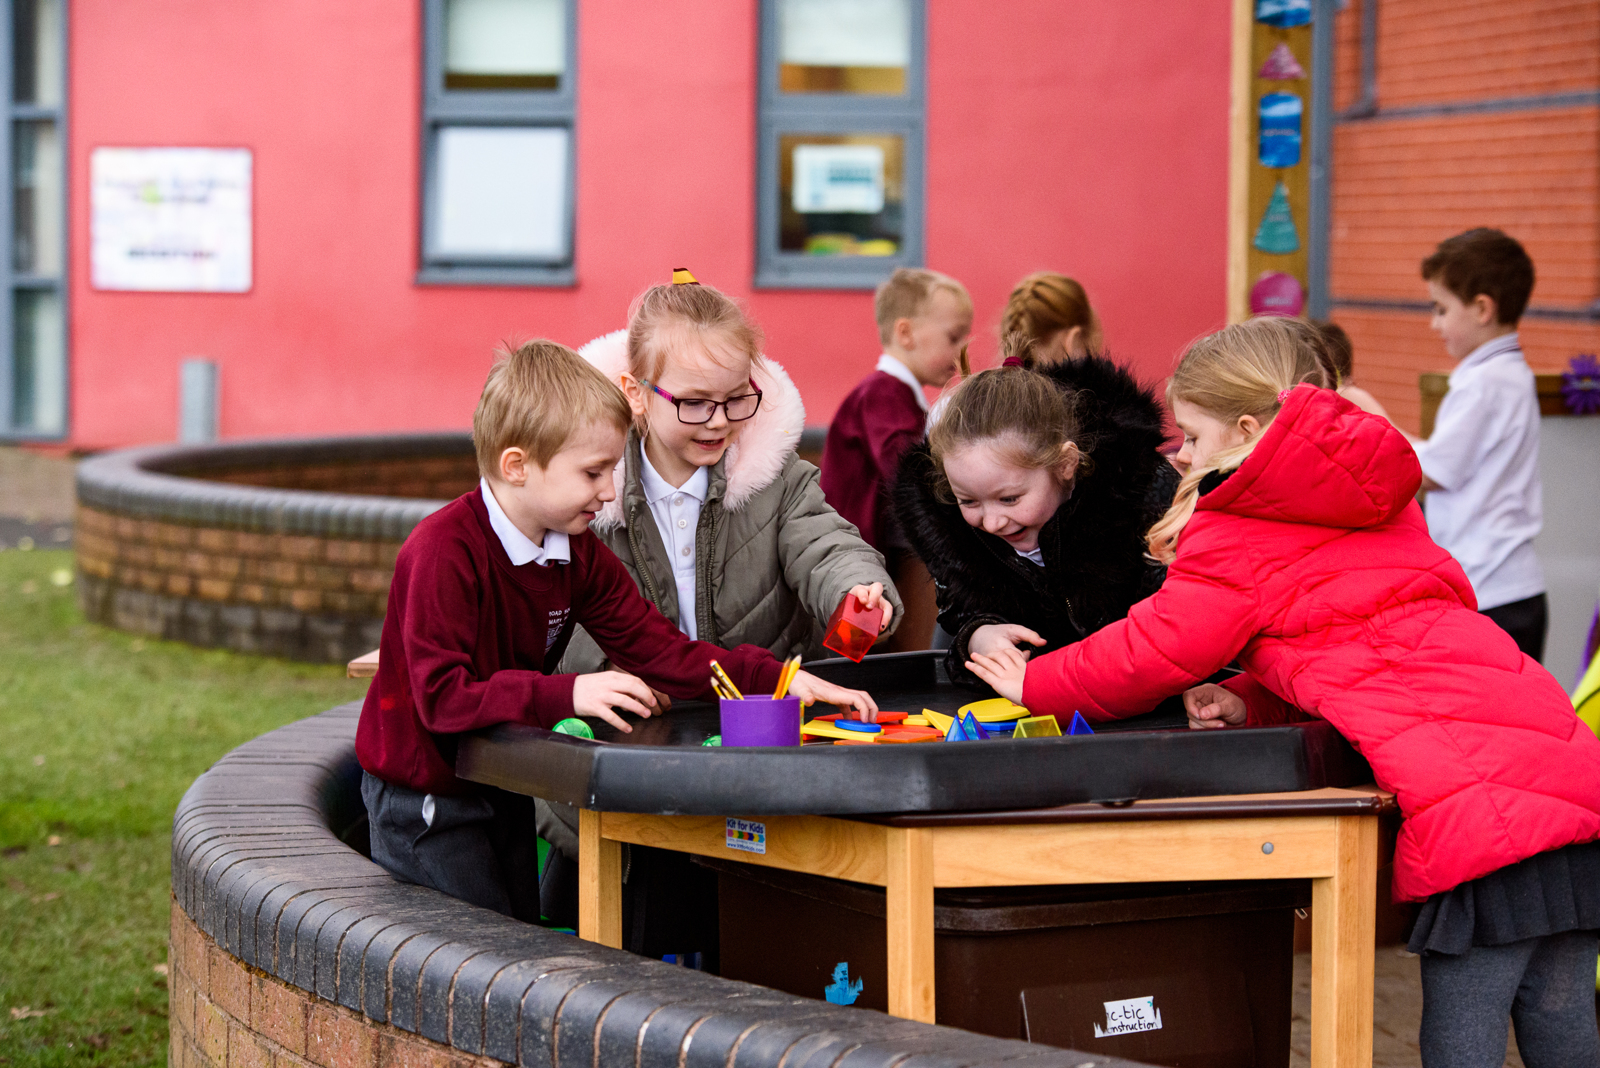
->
[[579, 787, 1388, 1068]]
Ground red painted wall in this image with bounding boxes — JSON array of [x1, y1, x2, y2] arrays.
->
[[67, 0, 1232, 449]]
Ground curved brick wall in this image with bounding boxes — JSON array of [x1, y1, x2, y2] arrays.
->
[[170, 704, 1146, 1068], [75, 435, 477, 663]]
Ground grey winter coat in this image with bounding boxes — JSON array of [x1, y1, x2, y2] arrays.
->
[[557, 331, 901, 673]]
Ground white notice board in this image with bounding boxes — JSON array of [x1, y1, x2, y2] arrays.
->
[[91, 147, 252, 292]]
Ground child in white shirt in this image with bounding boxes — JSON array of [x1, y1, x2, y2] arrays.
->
[[1411, 228, 1545, 658]]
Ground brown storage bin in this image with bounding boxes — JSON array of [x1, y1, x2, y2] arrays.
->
[[702, 857, 1308, 1068]]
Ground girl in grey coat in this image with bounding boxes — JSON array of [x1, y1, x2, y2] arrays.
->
[[559, 280, 901, 674], [540, 278, 902, 894]]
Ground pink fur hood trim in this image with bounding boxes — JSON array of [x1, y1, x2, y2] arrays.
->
[[577, 329, 807, 530]]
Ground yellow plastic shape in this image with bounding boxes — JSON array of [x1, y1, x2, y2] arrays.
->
[[903, 715, 930, 727], [958, 697, 1031, 723], [1014, 715, 1062, 738], [921, 709, 954, 734]]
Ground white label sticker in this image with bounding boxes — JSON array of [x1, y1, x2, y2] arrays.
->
[[725, 818, 766, 855], [1093, 996, 1162, 1038]]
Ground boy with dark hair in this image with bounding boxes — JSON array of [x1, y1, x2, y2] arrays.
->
[[821, 267, 972, 649], [1411, 228, 1546, 658], [357, 339, 874, 920]]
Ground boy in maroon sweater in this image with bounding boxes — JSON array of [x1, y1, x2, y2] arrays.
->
[[358, 339, 873, 920], [821, 267, 972, 649]]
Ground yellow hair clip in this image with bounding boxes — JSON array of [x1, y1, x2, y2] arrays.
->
[[671, 267, 699, 285]]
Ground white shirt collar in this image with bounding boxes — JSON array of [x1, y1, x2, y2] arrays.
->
[[877, 354, 930, 412], [1456, 332, 1522, 375], [479, 478, 570, 567], [638, 448, 709, 505]]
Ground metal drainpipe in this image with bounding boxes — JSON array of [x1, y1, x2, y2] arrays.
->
[[1343, 0, 1380, 120]]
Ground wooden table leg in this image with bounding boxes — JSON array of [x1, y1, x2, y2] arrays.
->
[[1309, 814, 1378, 1068], [577, 808, 622, 948], [884, 826, 935, 1022]]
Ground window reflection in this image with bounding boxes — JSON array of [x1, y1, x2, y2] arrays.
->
[[433, 126, 570, 260], [778, 0, 909, 95], [779, 133, 903, 256], [12, 290, 63, 434], [14, 120, 60, 276], [445, 0, 565, 90], [12, 0, 61, 106]]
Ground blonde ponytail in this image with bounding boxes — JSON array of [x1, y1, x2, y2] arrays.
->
[[1145, 318, 1330, 563]]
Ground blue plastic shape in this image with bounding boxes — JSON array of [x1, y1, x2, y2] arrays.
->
[[961, 712, 990, 739], [834, 719, 882, 733], [944, 715, 976, 742], [1068, 712, 1095, 736]]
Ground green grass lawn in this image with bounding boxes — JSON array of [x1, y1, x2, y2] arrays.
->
[[0, 548, 368, 1067]]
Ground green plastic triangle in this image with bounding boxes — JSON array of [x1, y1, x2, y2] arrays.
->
[[1253, 182, 1300, 255]]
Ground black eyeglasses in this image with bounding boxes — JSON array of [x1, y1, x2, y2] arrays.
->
[[639, 378, 763, 425]]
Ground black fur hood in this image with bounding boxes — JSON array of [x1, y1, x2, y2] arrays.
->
[[892, 353, 1179, 680]]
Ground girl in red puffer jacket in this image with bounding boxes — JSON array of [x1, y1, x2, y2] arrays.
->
[[968, 316, 1600, 1068]]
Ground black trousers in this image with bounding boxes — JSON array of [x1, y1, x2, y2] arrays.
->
[[360, 772, 542, 922], [1482, 593, 1549, 662]]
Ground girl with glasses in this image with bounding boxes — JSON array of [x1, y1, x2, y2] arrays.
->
[[556, 273, 901, 682]]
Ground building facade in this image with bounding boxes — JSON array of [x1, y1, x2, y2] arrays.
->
[[7, 0, 1234, 448]]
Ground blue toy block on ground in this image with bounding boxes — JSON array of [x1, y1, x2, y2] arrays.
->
[[1068, 712, 1095, 735]]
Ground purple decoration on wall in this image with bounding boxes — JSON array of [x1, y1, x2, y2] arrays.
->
[[1258, 42, 1306, 80], [1561, 353, 1600, 414], [1249, 271, 1305, 317]]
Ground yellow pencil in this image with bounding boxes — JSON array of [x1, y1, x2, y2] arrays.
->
[[773, 656, 802, 699], [710, 660, 744, 700]]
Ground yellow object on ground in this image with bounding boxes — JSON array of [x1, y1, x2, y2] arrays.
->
[[921, 709, 954, 733], [958, 697, 1030, 722], [1014, 715, 1062, 738]]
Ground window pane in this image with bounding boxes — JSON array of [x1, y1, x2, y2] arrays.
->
[[432, 126, 569, 260], [779, 133, 902, 256], [12, 289, 64, 434], [779, 0, 908, 95], [14, 120, 61, 276], [12, 0, 62, 106], [445, 0, 565, 90]]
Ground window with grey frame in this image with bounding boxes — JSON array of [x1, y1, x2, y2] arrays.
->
[[419, 0, 576, 286], [756, 0, 924, 290], [1, 0, 65, 439]]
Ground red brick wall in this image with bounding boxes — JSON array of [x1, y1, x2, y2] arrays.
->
[[169, 900, 508, 1068], [1327, 0, 1600, 431]]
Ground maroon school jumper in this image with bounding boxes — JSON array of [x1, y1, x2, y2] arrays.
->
[[820, 369, 926, 550], [356, 491, 783, 796]]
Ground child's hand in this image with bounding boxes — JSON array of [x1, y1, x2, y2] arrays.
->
[[969, 623, 1045, 660], [787, 671, 878, 716], [965, 647, 1028, 705], [846, 584, 894, 633], [571, 671, 664, 733], [1183, 684, 1246, 730]]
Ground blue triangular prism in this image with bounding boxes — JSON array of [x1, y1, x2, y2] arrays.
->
[[1068, 712, 1095, 735], [961, 712, 990, 740], [945, 716, 971, 742]]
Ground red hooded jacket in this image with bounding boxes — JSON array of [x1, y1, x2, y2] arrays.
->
[[1022, 386, 1600, 901]]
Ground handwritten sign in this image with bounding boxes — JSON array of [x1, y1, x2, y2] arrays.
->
[[1093, 995, 1163, 1038]]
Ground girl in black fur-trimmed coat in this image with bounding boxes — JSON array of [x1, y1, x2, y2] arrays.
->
[[893, 349, 1179, 685]]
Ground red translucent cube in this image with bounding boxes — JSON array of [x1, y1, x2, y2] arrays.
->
[[822, 594, 882, 662]]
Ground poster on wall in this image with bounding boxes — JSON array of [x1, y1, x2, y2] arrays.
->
[[90, 147, 252, 292]]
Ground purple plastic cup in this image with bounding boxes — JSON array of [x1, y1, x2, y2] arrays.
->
[[719, 696, 802, 747]]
